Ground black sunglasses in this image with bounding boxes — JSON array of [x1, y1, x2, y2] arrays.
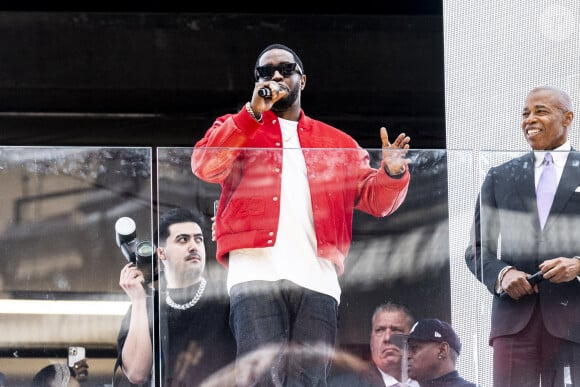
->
[[254, 62, 302, 81]]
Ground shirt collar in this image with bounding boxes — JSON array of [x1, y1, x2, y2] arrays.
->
[[377, 367, 419, 387], [377, 368, 399, 386], [534, 141, 570, 168]]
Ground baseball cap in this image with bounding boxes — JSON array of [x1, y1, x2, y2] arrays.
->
[[407, 318, 461, 354]]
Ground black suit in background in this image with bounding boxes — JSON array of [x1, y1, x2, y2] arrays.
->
[[327, 360, 384, 387], [465, 150, 580, 386]]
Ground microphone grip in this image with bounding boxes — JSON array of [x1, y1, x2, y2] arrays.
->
[[258, 87, 272, 98], [500, 270, 544, 299], [526, 270, 544, 286]]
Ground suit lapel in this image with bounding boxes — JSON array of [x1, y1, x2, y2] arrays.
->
[[544, 150, 580, 230], [513, 152, 538, 217]]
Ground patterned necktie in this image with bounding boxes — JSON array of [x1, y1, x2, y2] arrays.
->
[[536, 153, 557, 229]]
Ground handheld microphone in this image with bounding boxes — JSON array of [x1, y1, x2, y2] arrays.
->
[[258, 87, 272, 98], [526, 270, 544, 286], [500, 270, 544, 299]]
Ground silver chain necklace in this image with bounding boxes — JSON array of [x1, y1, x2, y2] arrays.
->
[[166, 277, 206, 310]]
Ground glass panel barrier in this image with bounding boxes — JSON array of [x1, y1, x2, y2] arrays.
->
[[157, 147, 458, 386], [468, 150, 529, 387], [471, 150, 580, 387], [0, 147, 507, 386], [0, 147, 153, 387], [447, 148, 479, 385]]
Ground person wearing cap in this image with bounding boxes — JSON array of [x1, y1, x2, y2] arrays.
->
[[192, 43, 412, 386], [405, 319, 475, 387]]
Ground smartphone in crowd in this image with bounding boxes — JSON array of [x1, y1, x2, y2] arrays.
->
[[68, 346, 86, 367]]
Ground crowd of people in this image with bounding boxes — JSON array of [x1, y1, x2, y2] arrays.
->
[[23, 44, 579, 387]]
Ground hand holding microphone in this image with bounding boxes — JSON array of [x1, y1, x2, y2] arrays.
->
[[249, 82, 287, 120], [500, 270, 544, 299], [526, 270, 544, 286], [256, 82, 287, 99]]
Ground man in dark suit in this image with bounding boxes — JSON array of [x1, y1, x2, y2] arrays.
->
[[465, 84, 580, 386]]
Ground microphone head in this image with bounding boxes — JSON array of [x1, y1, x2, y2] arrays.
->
[[258, 87, 272, 98]]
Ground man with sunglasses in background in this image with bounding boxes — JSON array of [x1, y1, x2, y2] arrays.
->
[[192, 43, 411, 386]]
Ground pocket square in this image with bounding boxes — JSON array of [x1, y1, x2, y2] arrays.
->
[[576, 186, 580, 192]]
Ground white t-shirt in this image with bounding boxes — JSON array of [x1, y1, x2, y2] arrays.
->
[[227, 117, 341, 303]]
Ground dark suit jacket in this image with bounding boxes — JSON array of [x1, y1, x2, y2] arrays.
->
[[327, 361, 385, 387], [465, 150, 580, 345]]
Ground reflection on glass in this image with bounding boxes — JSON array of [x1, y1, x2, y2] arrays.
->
[[0, 147, 152, 387], [0, 147, 459, 386], [158, 147, 450, 386]]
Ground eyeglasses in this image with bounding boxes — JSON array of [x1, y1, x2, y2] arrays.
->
[[254, 62, 302, 80]]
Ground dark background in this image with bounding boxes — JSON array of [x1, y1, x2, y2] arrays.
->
[[0, 3, 444, 149], [0, 0, 449, 376]]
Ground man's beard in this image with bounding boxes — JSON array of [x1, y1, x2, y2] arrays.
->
[[271, 83, 299, 113]]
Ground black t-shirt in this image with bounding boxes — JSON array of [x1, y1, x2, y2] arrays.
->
[[421, 370, 477, 387], [117, 279, 237, 386]]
